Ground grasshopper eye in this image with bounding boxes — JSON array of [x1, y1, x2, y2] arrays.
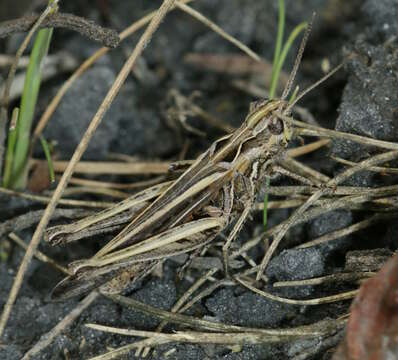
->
[[268, 118, 284, 135]]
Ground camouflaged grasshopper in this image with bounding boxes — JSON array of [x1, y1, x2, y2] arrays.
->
[[45, 21, 343, 301]]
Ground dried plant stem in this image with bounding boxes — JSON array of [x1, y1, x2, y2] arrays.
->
[[0, 0, 177, 338], [31, 159, 170, 174], [273, 272, 374, 288], [287, 139, 330, 157], [0, 186, 113, 208], [107, 294, 326, 335], [87, 324, 321, 344], [265, 189, 398, 235], [67, 176, 166, 190], [235, 186, 398, 263], [292, 118, 398, 150], [85, 317, 345, 359], [0, 208, 91, 238], [60, 186, 129, 199], [256, 196, 398, 211], [281, 157, 330, 184], [331, 155, 398, 174], [236, 277, 358, 305], [22, 291, 98, 360]]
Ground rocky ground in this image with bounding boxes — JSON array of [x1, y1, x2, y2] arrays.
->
[[1, 0, 397, 359]]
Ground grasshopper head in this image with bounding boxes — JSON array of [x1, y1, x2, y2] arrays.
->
[[247, 99, 292, 148]]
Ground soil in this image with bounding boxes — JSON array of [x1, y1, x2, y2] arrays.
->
[[1, 0, 398, 359]]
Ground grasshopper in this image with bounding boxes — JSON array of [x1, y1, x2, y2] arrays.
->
[[45, 20, 344, 301]]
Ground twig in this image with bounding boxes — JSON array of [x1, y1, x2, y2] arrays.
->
[[0, 13, 119, 47], [21, 291, 99, 360], [0, 0, 177, 338]]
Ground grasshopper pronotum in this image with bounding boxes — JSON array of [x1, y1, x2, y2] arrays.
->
[[45, 20, 345, 301]]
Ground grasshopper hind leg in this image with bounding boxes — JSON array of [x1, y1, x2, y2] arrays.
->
[[222, 161, 258, 278]]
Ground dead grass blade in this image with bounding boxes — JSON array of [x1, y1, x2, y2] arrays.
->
[[31, 159, 170, 175], [236, 277, 358, 305], [0, 186, 114, 208]]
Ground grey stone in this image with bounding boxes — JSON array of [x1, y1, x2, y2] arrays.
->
[[120, 278, 176, 330], [43, 66, 119, 160], [205, 288, 295, 328], [266, 247, 327, 282]]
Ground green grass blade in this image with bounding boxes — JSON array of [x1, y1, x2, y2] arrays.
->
[[268, 22, 307, 100], [289, 85, 300, 104], [2, 108, 19, 188], [263, 177, 271, 229], [10, 27, 53, 189], [39, 135, 55, 183], [269, 0, 285, 99]]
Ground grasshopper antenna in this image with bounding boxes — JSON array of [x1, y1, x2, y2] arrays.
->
[[285, 56, 352, 113], [280, 13, 315, 102]]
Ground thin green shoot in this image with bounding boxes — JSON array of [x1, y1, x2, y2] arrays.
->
[[269, 21, 307, 99], [269, 0, 285, 98], [2, 108, 19, 188], [264, 1, 307, 229], [39, 136, 55, 183], [263, 177, 271, 228], [8, 27, 53, 189], [289, 85, 300, 104]]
